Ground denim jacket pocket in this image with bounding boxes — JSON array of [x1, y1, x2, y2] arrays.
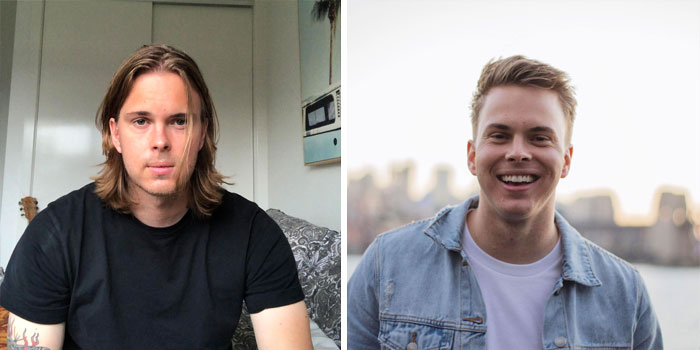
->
[[378, 318, 455, 350]]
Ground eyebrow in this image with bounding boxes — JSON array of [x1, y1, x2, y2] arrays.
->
[[484, 123, 555, 134], [124, 111, 188, 119], [529, 126, 555, 134], [484, 123, 510, 131]]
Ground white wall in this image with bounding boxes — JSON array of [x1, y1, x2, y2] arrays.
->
[[0, 0, 17, 222], [298, 0, 341, 101], [0, 0, 45, 267], [255, 0, 340, 231]]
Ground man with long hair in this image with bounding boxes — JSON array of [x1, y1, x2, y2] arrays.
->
[[0, 45, 312, 349], [348, 56, 662, 349]]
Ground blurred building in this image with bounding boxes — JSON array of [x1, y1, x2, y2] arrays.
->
[[559, 192, 699, 266], [348, 164, 700, 266]]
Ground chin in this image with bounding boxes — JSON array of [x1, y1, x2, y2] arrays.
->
[[493, 199, 538, 221], [136, 180, 181, 198]]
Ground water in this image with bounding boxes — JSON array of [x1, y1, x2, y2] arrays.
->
[[636, 264, 700, 350], [348, 255, 700, 349]]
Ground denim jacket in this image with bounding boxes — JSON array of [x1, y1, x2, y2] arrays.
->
[[348, 196, 663, 349]]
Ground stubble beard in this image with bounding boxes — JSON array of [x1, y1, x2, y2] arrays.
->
[[130, 177, 184, 201]]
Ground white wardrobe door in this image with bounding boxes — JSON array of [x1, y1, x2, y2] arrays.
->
[[153, 4, 254, 200], [32, 1, 152, 206]]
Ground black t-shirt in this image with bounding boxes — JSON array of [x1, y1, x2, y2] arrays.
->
[[0, 183, 304, 349]]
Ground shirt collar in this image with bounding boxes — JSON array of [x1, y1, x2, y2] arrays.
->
[[423, 195, 601, 287]]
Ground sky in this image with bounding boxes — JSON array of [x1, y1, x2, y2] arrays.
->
[[346, 0, 700, 224]]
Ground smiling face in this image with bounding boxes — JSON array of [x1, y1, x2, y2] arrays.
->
[[468, 85, 573, 222], [109, 71, 205, 200]]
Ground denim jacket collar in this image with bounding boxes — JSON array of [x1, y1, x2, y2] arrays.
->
[[423, 195, 601, 287]]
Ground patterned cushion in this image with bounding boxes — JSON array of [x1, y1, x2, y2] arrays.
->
[[230, 303, 256, 350], [231, 209, 341, 348]]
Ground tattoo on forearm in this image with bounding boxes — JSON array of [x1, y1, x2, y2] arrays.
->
[[7, 318, 51, 350]]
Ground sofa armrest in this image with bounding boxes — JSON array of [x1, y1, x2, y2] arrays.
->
[[231, 209, 341, 348], [265, 209, 341, 345]]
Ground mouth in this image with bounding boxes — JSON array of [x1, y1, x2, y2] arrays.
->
[[148, 163, 175, 175], [497, 174, 539, 186]]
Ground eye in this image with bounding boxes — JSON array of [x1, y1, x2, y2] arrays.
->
[[172, 118, 187, 128], [134, 118, 147, 126], [533, 135, 551, 142], [489, 133, 508, 141]]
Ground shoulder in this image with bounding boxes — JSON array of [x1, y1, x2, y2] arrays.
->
[[213, 189, 263, 220], [557, 212, 643, 287], [373, 216, 435, 252], [354, 217, 432, 276], [561, 219, 644, 299], [42, 182, 102, 215], [211, 189, 280, 235], [53, 182, 100, 204], [350, 206, 466, 315], [557, 220, 661, 343], [374, 202, 465, 250], [583, 237, 643, 284], [26, 183, 102, 236], [3, 185, 100, 284], [368, 205, 461, 272]]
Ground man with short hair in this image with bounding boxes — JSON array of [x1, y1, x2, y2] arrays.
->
[[348, 56, 662, 349], [0, 45, 313, 350]]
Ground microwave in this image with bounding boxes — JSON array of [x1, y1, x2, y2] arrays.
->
[[302, 85, 341, 165], [303, 85, 340, 137]]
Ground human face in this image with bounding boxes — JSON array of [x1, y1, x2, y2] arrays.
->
[[109, 71, 205, 199], [468, 85, 573, 221]]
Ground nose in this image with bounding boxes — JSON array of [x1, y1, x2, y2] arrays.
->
[[151, 122, 170, 151], [505, 136, 531, 162]]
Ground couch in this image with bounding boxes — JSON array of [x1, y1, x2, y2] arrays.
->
[[231, 209, 341, 349]]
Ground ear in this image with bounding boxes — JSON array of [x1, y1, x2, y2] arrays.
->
[[109, 118, 122, 153], [560, 145, 573, 178], [467, 140, 477, 175]]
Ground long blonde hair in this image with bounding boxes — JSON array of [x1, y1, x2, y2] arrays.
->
[[93, 44, 227, 217]]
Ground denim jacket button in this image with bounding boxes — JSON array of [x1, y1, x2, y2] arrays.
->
[[406, 342, 418, 350], [554, 336, 567, 347]]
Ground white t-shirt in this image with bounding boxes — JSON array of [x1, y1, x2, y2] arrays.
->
[[462, 215, 562, 350]]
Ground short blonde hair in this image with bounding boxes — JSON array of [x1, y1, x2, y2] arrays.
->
[[470, 55, 577, 145], [93, 44, 227, 217]]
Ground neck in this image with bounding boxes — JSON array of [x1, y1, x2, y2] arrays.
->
[[466, 202, 559, 264], [129, 186, 190, 228]]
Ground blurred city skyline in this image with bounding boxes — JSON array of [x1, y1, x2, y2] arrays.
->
[[348, 161, 700, 225], [348, 163, 700, 267], [349, 162, 700, 227]]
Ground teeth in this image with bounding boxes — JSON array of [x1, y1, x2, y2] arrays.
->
[[500, 175, 535, 183]]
